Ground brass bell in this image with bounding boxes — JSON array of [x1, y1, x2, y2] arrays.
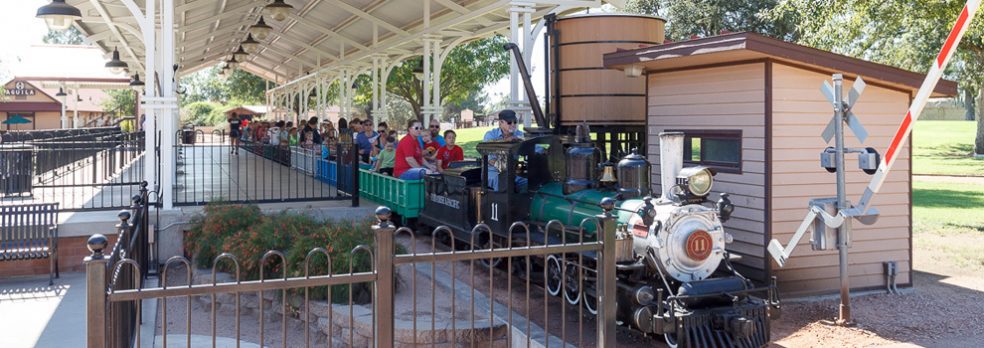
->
[[599, 164, 617, 183]]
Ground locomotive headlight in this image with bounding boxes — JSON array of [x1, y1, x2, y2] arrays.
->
[[677, 166, 714, 197]]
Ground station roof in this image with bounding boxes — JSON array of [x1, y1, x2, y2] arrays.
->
[[603, 32, 959, 98], [67, 0, 617, 85]]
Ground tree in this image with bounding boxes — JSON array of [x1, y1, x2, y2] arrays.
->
[[225, 69, 268, 104], [625, 0, 796, 41], [367, 35, 511, 122], [102, 89, 137, 117], [770, 0, 984, 154], [180, 67, 228, 104], [42, 27, 85, 45]]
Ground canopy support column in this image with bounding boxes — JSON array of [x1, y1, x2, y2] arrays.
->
[[72, 87, 80, 129], [159, 0, 177, 210], [508, 2, 536, 128]]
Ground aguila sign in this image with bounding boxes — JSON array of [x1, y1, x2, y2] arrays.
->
[[5, 81, 37, 96]]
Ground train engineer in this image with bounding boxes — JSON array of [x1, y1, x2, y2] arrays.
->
[[483, 109, 527, 190]]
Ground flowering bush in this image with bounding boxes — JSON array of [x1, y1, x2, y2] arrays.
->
[[184, 203, 396, 303]]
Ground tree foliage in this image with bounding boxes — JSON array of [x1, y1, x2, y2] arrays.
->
[[102, 89, 137, 116], [42, 27, 85, 45], [179, 66, 270, 106], [768, 0, 984, 153], [625, 0, 796, 41], [361, 35, 510, 122]]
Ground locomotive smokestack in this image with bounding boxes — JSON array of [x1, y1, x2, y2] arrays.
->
[[659, 132, 685, 201]]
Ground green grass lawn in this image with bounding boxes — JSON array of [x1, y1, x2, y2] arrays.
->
[[453, 126, 495, 158], [912, 120, 983, 176], [912, 180, 984, 272]]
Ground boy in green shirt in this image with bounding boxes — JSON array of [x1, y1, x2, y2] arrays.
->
[[373, 136, 397, 176]]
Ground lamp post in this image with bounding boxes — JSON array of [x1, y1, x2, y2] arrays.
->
[[56, 86, 68, 128]]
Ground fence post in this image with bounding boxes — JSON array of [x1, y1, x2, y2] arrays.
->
[[372, 206, 395, 348], [85, 234, 110, 348], [351, 142, 360, 207], [596, 197, 617, 347]]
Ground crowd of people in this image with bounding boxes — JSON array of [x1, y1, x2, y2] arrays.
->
[[225, 112, 471, 180]]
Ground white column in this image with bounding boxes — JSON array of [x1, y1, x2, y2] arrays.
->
[[59, 85, 67, 129], [431, 39, 443, 125], [422, 38, 432, 128], [372, 55, 380, 131], [159, 0, 177, 210], [72, 87, 80, 128], [142, 0, 157, 191], [507, 2, 535, 128]]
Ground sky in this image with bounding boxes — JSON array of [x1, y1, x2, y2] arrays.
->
[[0, 1, 53, 81]]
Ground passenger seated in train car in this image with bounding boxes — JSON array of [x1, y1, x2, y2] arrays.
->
[[373, 136, 396, 176], [394, 119, 438, 180], [483, 109, 527, 191], [436, 130, 463, 171], [421, 131, 440, 165]]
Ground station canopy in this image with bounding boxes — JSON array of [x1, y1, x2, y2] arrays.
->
[[67, 0, 622, 84]]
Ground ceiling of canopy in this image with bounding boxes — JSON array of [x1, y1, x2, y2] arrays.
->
[[67, 0, 618, 83]]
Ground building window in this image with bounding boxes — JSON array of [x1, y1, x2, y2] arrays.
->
[[676, 130, 742, 173]]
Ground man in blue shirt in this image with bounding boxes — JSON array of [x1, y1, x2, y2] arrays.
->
[[418, 117, 447, 148], [483, 110, 526, 191], [355, 119, 377, 163]]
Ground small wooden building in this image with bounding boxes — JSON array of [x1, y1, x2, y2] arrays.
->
[[604, 32, 957, 296]]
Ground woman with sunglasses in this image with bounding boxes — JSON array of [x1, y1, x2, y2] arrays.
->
[[394, 120, 437, 180]]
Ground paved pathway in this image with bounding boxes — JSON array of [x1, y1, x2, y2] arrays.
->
[[0, 273, 85, 348]]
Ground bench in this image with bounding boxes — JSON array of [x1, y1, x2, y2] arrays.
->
[[0, 203, 59, 285]]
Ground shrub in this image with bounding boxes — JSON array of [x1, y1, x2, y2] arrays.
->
[[183, 205, 396, 304], [184, 203, 263, 269]]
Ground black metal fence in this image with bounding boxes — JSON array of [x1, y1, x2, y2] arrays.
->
[[1, 131, 146, 211], [172, 130, 355, 206]]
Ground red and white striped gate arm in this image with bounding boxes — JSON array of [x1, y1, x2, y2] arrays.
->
[[859, 0, 982, 210]]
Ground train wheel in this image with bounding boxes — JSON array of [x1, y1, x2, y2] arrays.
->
[[545, 255, 562, 296], [664, 333, 680, 348], [563, 263, 582, 305], [478, 237, 503, 268]]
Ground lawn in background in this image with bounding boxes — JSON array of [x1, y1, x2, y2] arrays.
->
[[912, 120, 983, 176], [453, 126, 494, 158], [912, 180, 984, 273]]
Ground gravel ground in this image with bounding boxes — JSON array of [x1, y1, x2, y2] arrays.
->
[[772, 271, 984, 347]]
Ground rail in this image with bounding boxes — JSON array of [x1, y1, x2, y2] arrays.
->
[[84, 206, 619, 347]]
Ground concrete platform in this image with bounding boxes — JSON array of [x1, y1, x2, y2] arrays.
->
[[0, 272, 85, 348]]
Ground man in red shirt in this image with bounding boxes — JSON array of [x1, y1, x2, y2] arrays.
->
[[436, 130, 464, 170], [394, 120, 436, 179]]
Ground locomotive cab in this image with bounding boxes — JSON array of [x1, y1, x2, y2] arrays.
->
[[476, 135, 564, 236]]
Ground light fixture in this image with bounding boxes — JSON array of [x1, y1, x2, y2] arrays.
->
[[624, 65, 644, 78], [129, 73, 145, 91], [105, 47, 128, 74], [55, 87, 67, 97], [227, 56, 239, 69], [264, 0, 293, 22], [249, 17, 273, 41], [233, 45, 248, 61], [351, 80, 360, 90], [242, 34, 260, 53], [218, 67, 229, 79], [36, 0, 82, 31], [412, 59, 424, 80]]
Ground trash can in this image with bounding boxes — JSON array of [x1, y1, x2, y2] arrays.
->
[[0, 144, 34, 196], [182, 128, 197, 145]]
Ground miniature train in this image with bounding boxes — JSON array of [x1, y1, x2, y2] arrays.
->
[[353, 42, 781, 347]]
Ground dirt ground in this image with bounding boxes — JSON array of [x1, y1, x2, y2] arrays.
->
[[770, 245, 984, 347]]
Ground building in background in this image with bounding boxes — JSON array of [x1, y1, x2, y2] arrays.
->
[[0, 45, 129, 131]]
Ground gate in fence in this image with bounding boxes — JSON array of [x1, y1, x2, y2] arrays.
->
[[84, 206, 619, 347], [172, 130, 356, 206]]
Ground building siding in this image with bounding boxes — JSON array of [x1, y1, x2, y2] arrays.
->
[[770, 63, 911, 296], [647, 63, 768, 280]]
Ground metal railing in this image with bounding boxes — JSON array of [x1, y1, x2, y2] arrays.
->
[[84, 206, 619, 347], [172, 130, 354, 206], [86, 183, 152, 348], [0, 131, 145, 211]]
